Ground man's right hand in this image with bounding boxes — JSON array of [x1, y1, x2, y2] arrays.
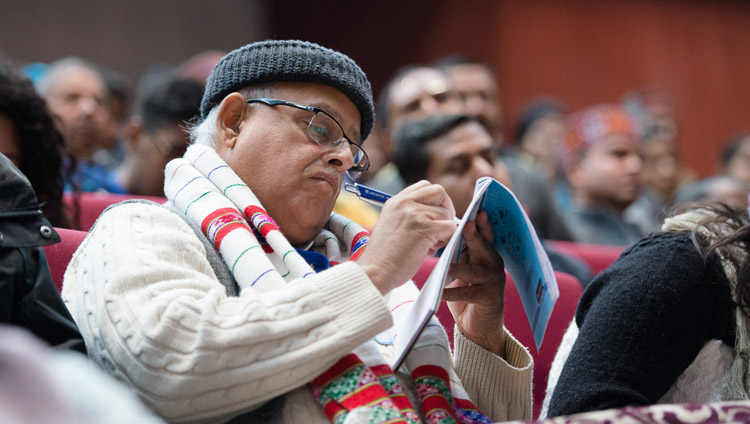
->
[[354, 180, 457, 294]]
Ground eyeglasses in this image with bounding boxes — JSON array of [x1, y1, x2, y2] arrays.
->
[[246, 98, 370, 179]]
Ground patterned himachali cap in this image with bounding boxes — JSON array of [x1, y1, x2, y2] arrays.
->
[[565, 103, 639, 153]]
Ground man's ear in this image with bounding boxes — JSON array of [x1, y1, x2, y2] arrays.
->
[[216, 92, 248, 149], [122, 116, 144, 153]]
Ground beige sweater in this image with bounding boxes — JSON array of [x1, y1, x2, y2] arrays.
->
[[62, 202, 532, 423]]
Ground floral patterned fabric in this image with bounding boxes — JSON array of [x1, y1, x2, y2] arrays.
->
[[509, 401, 750, 424]]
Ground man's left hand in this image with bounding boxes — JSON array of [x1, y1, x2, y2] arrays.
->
[[442, 210, 506, 357]]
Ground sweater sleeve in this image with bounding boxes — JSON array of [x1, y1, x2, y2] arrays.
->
[[61, 202, 393, 423], [546, 231, 734, 417], [453, 328, 533, 422]]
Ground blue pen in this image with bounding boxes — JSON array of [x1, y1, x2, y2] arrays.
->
[[343, 179, 462, 225]]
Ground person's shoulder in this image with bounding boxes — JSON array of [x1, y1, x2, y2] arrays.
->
[[583, 231, 716, 307]]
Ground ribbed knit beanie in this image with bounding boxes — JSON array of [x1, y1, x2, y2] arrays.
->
[[200, 39, 375, 140]]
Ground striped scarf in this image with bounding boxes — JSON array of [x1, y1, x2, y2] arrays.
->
[[164, 144, 490, 424]]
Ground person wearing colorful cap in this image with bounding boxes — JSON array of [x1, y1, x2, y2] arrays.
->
[[559, 103, 644, 246], [62, 40, 532, 423]]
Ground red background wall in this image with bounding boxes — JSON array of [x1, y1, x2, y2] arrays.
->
[[269, 0, 750, 177]]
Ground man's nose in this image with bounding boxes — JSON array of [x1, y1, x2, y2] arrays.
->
[[324, 141, 355, 171], [627, 153, 643, 174], [472, 156, 495, 178], [78, 96, 100, 115]]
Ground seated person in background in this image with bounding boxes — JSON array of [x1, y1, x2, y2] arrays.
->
[[544, 200, 750, 417], [114, 72, 204, 197], [513, 97, 568, 186], [560, 104, 644, 246], [436, 56, 573, 242], [0, 153, 84, 353], [719, 131, 750, 189], [0, 62, 73, 228], [394, 114, 593, 288], [624, 124, 683, 235], [366, 65, 462, 195], [674, 175, 748, 212], [62, 40, 532, 423], [37, 57, 122, 193]]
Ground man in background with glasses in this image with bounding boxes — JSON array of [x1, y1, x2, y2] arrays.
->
[[62, 40, 532, 423]]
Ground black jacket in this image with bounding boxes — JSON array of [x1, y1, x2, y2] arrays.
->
[[0, 153, 85, 353]]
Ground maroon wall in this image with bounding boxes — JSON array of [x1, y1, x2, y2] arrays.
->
[[269, 0, 750, 177]]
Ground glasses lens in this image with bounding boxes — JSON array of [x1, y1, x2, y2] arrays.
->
[[349, 142, 370, 173], [308, 112, 341, 147]]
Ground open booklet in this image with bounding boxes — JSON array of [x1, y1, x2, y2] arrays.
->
[[391, 177, 559, 370]]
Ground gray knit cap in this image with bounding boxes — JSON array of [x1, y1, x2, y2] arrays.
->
[[200, 39, 375, 140]]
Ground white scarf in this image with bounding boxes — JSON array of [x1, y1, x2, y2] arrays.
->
[[164, 144, 489, 423]]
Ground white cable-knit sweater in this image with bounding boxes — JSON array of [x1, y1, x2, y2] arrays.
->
[[62, 202, 533, 424]]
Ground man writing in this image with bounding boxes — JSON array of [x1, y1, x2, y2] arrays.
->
[[63, 40, 531, 423]]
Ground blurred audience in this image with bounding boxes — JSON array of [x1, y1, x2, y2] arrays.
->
[[561, 104, 643, 246], [435, 56, 504, 143], [366, 65, 462, 195], [436, 56, 573, 241], [394, 114, 593, 287], [719, 131, 750, 188], [0, 62, 73, 228], [624, 127, 682, 235], [38, 57, 122, 193], [513, 97, 568, 186], [674, 175, 748, 212], [113, 71, 203, 197]]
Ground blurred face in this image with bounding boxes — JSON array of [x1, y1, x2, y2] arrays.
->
[[707, 178, 748, 211], [216, 82, 360, 245], [640, 136, 679, 198], [387, 67, 462, 132], [44, 66, 109, 159], [520, 114, 566, 180], [724, 137, 750, 187], [137, 123, 190, 196], [0, 113, 21, 168], [424, 121, 511, 216], [570, 133, 642, 212], [445, 64, 503, 142]]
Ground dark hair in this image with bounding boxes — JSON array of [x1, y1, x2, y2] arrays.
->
[[515, 97, 565, 144], [0, 62, 73, 228], [393, 114, 475, 185], [136, 73, 204, 134], [720, 131, 750, 170], [669, 202, 750, 316]]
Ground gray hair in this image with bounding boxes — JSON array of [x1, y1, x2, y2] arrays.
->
[[37, 57, 104, 97], [189, 84, 275, 148]]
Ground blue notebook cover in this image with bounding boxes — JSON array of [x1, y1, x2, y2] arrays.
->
[[391, 177, 558, 370]]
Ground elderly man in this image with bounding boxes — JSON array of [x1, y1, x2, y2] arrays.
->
[[62, 40, 532, 424], [38, 57, 121, 192]]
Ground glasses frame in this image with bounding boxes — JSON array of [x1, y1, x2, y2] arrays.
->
[[245, 98, 369, 177]]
